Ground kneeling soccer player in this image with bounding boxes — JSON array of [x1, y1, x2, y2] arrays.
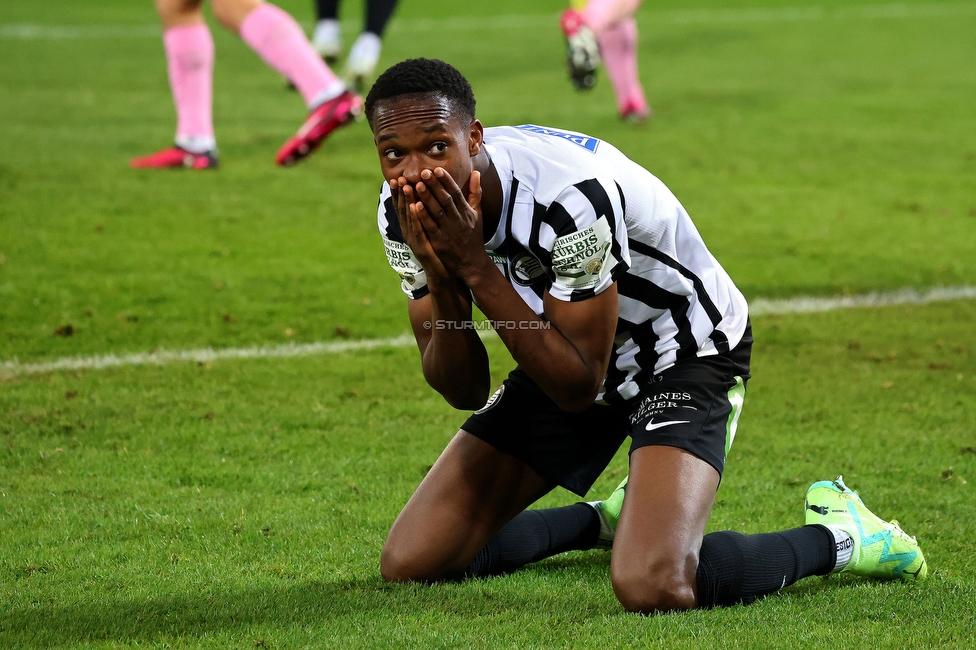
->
[[366, 58, 926, 612]]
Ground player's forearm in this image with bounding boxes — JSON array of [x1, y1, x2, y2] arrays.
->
[[463, 267, 604, 412], [420, 281, 491, 410]]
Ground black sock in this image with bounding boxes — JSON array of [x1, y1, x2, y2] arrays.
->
[[365, 0, 399, 37], [696, 525, 836, 608], [465, 503, 600, 577], [316, 0, 339, 21]]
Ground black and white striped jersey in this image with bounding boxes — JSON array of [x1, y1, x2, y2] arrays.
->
[[378, 124, 749, 404]]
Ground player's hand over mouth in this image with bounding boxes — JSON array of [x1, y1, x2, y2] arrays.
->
[[412, 167, 493, 284]]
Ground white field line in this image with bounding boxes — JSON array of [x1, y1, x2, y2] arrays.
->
[[2, 2, 974, 40], [748, 284, 976, 315], [1, 285, 974, 379]]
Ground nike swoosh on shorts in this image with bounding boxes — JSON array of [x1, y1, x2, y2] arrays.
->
[[645, 420, 691, 431]]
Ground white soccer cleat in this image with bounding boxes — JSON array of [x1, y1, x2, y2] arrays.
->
[[345, 32, 382, 93], [312, 19, 342, 64]]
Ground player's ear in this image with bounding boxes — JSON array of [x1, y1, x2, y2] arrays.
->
[[468, 119, 484, 157]]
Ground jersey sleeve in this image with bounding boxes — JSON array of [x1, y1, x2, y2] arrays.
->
[[545, 177, 630, 302], [376, 185, 430, 300]]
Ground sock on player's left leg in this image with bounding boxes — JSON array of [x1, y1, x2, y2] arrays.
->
[[239, 3, 343, 108], [695, 525, 835, 608], [595, 18, 649, 119], [465, 503, 600, 577]]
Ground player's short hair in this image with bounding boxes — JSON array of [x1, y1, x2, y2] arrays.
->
[[365, 58, 476, 129]]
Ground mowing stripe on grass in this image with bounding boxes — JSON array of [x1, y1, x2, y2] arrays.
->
[[3, 1, 974, 40], [2, 286, 974, 379]]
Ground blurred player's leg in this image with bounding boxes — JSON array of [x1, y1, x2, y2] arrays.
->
[[236, 2, 344, 108], [312, 0, 342, 63], [561, 0, 650, 114], [596, 18, 650, 120], [579, 0, 641, 33], [132, 0, 218, 168], [345, 0, 399, 93], [227, 0, 362, 164]]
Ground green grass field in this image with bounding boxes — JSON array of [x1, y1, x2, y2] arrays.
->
[[2, 0, 976, 647]]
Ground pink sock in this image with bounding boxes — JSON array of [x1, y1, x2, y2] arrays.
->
[[164, 23, 215, 147], [581, 0, 642, 33], [239, 3, 343, 109], [596, 18, 647, 115]]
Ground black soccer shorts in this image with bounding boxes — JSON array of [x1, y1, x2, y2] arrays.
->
[[462, 325, 753, 497]]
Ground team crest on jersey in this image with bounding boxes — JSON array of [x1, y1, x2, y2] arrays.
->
[[515, 124, 600, 152], [510, 252, 547, 286]]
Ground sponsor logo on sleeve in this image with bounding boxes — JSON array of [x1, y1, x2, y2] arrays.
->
[[551, 216, 615, 290], [383, 237, 427, 293]]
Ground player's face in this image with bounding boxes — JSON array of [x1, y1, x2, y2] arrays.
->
[[372, 93, 481, 190]]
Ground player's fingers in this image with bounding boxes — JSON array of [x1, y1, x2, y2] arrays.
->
[[415, 175, 454, 221], [467, 170, 483, 211], [391, 184, 414, 233], [411, 198, 439, 235], [432, 168, 467, 213], [396, 185, 414, 227]]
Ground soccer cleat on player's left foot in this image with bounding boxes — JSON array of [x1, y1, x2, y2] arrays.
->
[[805, 475, 927, 580], [559, 9, 600, 90], [587, 476, 628, 550], [130, 146, 218, 169], [275, 89, 363, 166], [312, 32, 342, 65]]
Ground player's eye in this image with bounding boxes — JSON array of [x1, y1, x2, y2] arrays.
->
[[429, 142, 448, 155], [384, 149, 401, 161]]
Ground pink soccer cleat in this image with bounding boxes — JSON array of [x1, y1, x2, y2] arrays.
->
[[130, 146, 218, 169], [620, 98, 652, 122], [275, 89, 364, 166]]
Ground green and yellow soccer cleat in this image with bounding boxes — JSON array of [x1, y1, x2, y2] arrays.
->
[[588, 475, 628, 550], [805, 476, 927, 580]]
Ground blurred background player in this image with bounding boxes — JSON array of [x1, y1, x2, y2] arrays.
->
[[560, 0, 650, 121], [310, 0, 399, 92], [131, 0, 363, 169]]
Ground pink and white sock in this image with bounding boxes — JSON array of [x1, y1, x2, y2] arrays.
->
[[581, 0, 642, 33], [239, 3, 344, 109], [596, 18, 647, 116], [164, 23, 216, 153]]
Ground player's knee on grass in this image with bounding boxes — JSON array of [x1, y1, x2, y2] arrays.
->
[[379, 539, 426, 583], [610, 551, 699, 613], [380, 536, 465, 583]]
